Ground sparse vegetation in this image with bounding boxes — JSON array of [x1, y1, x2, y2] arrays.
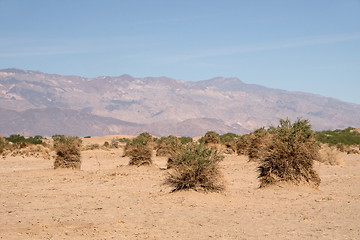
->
[[258, 118, 321, 188], [165, 143, 224, 192], [315, 127, 360, 146], [53, 135, 82, 169], [318, 144, 343, 165], [5, 134, 43, 145], [203, 131, 220, 145], [155, 135, 182, 157], [0, 135, 7, 155], [125, 134, 152, 166], [219, 133, 238, 154], [247, 127, 272, 161], [179, 136, 193, 145], [109, 137, 130, 148], [236, 134, 251, 155], [83, 143, 101, 151]]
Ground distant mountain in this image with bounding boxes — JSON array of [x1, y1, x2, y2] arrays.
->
[[1, 68, 359, 137]]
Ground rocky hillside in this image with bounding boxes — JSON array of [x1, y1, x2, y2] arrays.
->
[[1, 68, 359, 137]]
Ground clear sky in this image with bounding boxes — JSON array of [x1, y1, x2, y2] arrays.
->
[[1, 0, 359, 104]]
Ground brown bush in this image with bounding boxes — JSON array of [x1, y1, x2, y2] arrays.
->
[[83, 143, 100, 151], [204, 131, 220, 145], [9, 144, 51, 160], [0, 135, 7, 155], [258, 119, 321, 188], [318, 144, 343, 165], [53, 136, 82, 169], [165, 143, 224, 192], [236, 134, 251, 155], [247, 128, 272, 161], [125, 136, 152, 166], [155, 136, 182, 157]]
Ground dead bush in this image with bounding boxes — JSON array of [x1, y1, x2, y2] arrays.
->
[[204, 131, 220, 145], [125, 136, 152, 166], [318, 144, 343, 165], [258, 118, 321, 188], [8, 144, 51, 160], [0, 135, 7, 155], [247, 128, 272, 161], [53, 136, 82, 169], [165, 143, 225, 192], [236, 134, 251, 155]]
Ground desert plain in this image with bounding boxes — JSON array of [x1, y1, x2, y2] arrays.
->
[[0, 135, 359, 240]]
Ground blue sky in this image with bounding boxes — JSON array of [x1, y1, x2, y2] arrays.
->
[[1, 0, 359, 104]]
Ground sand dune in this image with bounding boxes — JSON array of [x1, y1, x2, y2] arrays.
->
[[0, 140, 359, 239]]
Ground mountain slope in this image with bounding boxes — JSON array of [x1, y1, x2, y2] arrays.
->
[[1, 68, 359, 136]]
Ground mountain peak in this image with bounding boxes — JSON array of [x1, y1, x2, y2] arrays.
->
[[0, 68, 359, 136]]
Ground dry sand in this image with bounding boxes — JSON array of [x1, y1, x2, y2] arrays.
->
[[0, 136, 359, 239]]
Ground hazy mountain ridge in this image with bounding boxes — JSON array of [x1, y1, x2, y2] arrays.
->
[[1, 68, 359, 137]]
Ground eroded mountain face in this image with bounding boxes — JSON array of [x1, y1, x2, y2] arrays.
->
[[1, 68, 359, 137]]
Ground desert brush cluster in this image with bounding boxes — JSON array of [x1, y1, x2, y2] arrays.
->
[[1, 118, 360, 192]]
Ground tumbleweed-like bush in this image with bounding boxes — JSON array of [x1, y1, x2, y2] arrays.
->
[[53, 135, 82, 169], [247, 127, 272, 161], [0, 135, 7, 155], [156, 135, 182, 157], [165, 143, 225, 192], [203, 131, 220, 145], [236, 134, 251, 155], [125, 135, 152, 166], [258, 118, 321, 188], [318, 144, 343, 165], [219, 133, 238, 154]]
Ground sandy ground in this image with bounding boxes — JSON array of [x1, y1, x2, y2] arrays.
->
[[0, 138, 359, 239]]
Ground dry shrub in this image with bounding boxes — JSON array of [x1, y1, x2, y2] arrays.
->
[[219, 133, 238, 154], [9, 144, 51, 160], [346, 146, 360, 154], [165, 143, 225, 192], [83, 143, 100, 151], [247, 128, 272, 161], [318, 144, 343, 165], [53, 136, 82, 169], [125, 136, 152, 166], [221, 142, 236, 154], [0, 135, 7, 156], [258, 119, 321, 188], [236, 134, 251, 155], [204, 131, 220, 145], [156, 136, 182, 157]]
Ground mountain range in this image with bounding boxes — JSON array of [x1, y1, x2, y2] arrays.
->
[[1, 68, 359, 137]]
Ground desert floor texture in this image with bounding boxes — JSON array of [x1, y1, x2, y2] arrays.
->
[[0, 135, 359, 240]]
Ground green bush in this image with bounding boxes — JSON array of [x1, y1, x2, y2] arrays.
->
[[219, 133, 238, 143], [219, 133, 238, 153], [6, 134, 26, 143], [179, 136, 193, 145], [258, 118, 321, 188], [26, 135, 43, 145], [315, 127, 360, 146], [165, 143, 225, 192], [5, 134, 43, 145], [53, 136, 82, 169], [138, 132, 153, 141]]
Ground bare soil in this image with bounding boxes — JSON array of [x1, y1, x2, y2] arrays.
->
[[0, 137, 359, 239]]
